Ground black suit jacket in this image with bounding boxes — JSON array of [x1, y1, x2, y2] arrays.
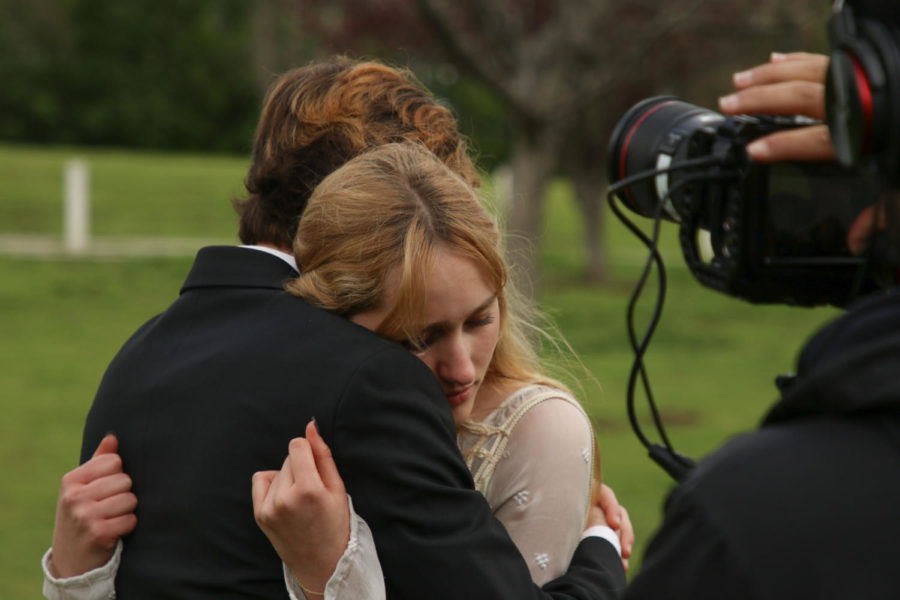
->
[[82, 246, 624, 599]]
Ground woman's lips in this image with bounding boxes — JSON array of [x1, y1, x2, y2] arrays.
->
[[446, 386, 472, 407]]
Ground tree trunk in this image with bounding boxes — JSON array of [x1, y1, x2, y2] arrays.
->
[[505, 124, 563, 301], [570, 169, 609, 283]]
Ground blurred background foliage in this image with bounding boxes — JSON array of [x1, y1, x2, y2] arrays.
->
[[0, 0, 830, 291], [0, 0, 828, 160]]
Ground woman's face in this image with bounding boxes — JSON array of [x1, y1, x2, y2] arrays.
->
[[351, 246, 501, 425]]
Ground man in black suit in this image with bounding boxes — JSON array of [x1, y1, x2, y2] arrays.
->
[[57, 59, 625, 598]]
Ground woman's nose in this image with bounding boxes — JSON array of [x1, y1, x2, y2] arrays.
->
[[437, 335, 476, 386]]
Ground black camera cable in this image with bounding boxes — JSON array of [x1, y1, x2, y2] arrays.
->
[[607, 158, 736, 482]]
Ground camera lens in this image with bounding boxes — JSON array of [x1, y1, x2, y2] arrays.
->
[[608, 96, 723, 220]]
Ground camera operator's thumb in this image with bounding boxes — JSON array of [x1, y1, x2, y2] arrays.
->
[[846, 197, 900, 289], [848, 205, 882, 255]]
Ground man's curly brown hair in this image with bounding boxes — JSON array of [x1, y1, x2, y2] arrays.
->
[[234, 58, 479, 248]]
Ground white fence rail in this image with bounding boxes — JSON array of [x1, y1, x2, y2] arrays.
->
[[0, 158, 231, 258]]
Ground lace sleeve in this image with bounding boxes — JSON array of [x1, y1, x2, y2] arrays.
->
[[283, 495, 385, 600], [484, 396, 594, 585], [42, 540, 121, 600]]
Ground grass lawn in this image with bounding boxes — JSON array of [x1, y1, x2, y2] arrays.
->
[[0, 143, 839, 597]]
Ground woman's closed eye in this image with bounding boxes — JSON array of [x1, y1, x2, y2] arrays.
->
[[466, 314, 495, 329], [400, 328, 442, 353], [399, 314, 493, 353]]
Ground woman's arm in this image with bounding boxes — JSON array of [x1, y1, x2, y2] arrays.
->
[[485, 396, 623, 584], [43, 434, 137, 600], [253, 420, 385, 600]]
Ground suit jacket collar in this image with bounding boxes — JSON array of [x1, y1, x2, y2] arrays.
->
[[180, 246, 299, 294]]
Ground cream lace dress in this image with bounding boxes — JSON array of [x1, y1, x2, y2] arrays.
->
[[458, 384, 595, 585]]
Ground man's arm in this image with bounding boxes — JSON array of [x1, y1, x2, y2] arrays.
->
[[329, 348, 625, 600]]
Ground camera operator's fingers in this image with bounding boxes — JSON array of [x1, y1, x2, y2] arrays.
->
[[745, 124, 837, 163], [847, 205, 882, 255], [769, 51, 829, 64], [732, 53, 829, 89], [719, 81, 826, 120]]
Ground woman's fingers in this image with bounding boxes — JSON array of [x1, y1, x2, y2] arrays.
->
[[92, 433, 119, 458], [91, 493, 139, 540], [251, 471, 278, 520], [63, 452, 125, 489], [306, 420, 345, 493], [596, 484, 621, 529], [82, 471, 133, 501], [102, 512, 139, 540], [594, 483, 634, 570], [618, 505, 635, 559], [287, 436, 319, 488]]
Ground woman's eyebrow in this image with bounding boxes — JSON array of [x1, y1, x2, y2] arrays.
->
[[471, 294, 498, 315]]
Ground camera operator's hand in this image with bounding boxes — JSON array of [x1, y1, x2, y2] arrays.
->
[[718, 52, 836, 162]]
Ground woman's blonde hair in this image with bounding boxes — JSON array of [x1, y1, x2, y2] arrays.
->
[[286, 142, 562, 390]]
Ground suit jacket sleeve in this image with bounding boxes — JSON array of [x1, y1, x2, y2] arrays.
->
[[324, 347, 625, 600], [625, 484, 756, 600]]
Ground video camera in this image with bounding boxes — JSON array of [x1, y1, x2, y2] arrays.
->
[[608, 97, 880, 307], [607, 0, 900, 309], [606, 0, 900, 481]]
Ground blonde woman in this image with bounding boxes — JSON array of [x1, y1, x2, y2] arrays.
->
[[258, 142, 631, 597]]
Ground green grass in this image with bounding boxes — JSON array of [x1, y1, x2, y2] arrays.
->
[[0, 144, 839, 596]]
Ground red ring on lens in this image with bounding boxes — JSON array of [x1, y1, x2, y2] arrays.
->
[[849, 53, 873, 154], [618, 100, 677, 182]]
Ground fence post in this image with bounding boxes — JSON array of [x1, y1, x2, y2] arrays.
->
[[63, 158, 90, 254]]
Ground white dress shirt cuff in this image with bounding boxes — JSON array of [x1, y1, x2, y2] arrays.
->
[[581, 525, 622, 557], [42, 539, 121, 600]]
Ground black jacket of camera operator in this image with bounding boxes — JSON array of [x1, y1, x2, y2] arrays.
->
[[626, 289, 900, 599]]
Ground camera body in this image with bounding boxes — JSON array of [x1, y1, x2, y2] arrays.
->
[[608, 96, 880, 306]]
